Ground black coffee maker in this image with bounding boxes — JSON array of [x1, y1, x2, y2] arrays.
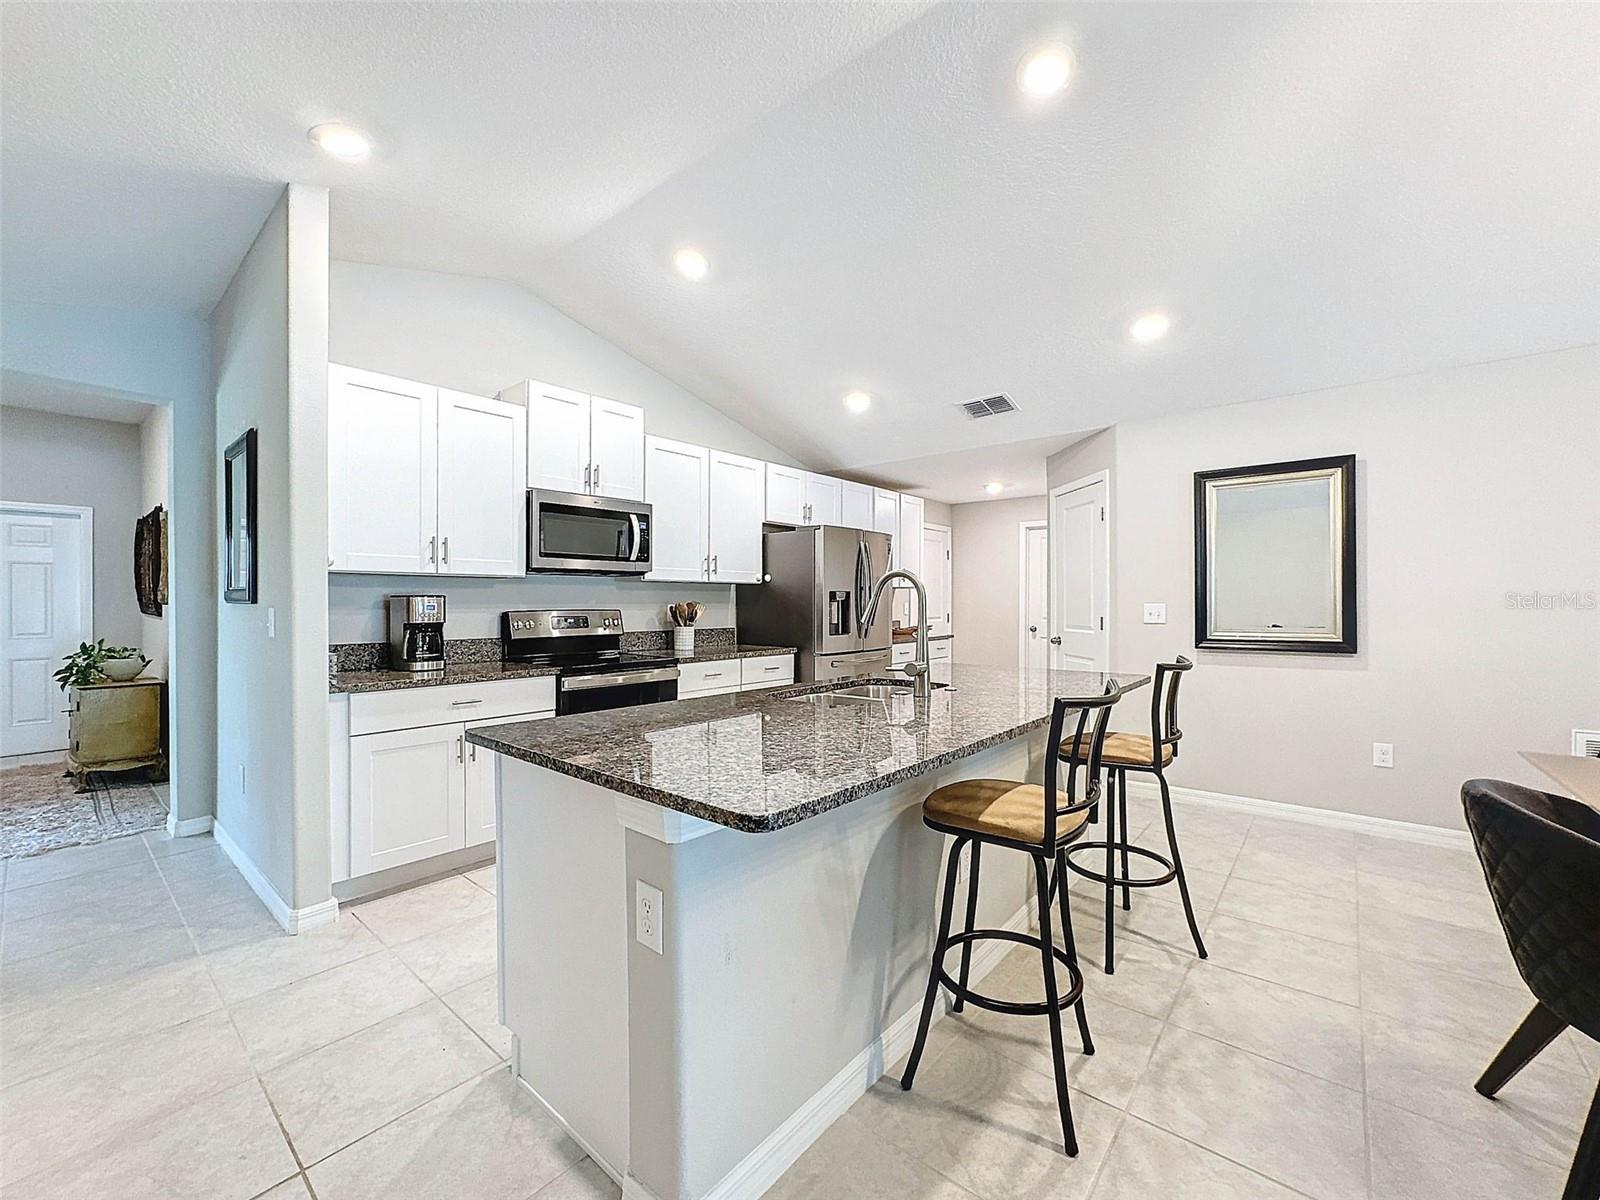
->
[[386, 595, 446, 671]]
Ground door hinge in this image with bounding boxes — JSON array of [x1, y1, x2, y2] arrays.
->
[[1099, 616, 1105, 630], [1100, 507, 1105, 521]]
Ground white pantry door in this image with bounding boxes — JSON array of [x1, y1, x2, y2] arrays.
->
[[922, 523, 952, 636], [1020, 522, 1049, 673], [1, 503, 92, 757], [1049, 478, 1109, 672]]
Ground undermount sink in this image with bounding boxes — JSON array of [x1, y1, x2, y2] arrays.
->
[[786, 682, 951, 707]]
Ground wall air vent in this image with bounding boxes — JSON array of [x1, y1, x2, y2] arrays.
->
[[959, 394, 1018, 420], [1574, 729, 1600, 758]]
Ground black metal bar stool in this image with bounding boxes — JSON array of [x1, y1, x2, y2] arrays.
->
[[900, 682, 1125, 1157], [1059, 657, 1206, 973], [1463, 778, 1600, 1200]]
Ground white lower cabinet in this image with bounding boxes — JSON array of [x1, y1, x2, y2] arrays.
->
[[930, 638, 953, 686], [349, 724, 468, 877], [678, 653, 795, 699]]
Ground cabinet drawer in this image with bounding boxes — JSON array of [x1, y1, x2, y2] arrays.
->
[[739, 655, 794, 689], [678, 660, 740, 695], [929, 640, 953, 662], [891, 643, 915, 666], [349, 676, 556, 736]]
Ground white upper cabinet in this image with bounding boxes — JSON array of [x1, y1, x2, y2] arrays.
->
[[708, 451, 765, 583], [437, 390, 526, 576], [803, 473, 843, 526], [589, 396, 646, 501], [873, 488, 900, 533], [765, 464, 806, 525], [518, 381, 591, 495], [329, 366, 440, 575], [841, 481, 875, 530], [644, 436, 710, 582], [897, 493, 925, 582]]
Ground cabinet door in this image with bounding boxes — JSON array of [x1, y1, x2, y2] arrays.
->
[[897, 494, 925, 581], [840, 481, 875, 530], [349, 724, 466, 876], [525, 382, 591, 495], [464, 711, 553, 847], [438, 389, 527, 576], [765, 464, 806, 524], [708, 450, 765, 583], [329, 366, 438, 574], [589, 397, 646, 500], [643, 436, 709, 582], [803, 474, 843, 526], [873, 489, 900, 567]]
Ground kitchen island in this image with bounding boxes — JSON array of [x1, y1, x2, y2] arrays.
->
[[468, 664, 1147, 1200]]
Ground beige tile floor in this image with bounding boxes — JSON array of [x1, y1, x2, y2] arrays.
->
[[1, 796, 1593, 1199]]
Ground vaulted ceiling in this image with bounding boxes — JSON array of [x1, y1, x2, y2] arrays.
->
[[5, 2, 1597, 501]]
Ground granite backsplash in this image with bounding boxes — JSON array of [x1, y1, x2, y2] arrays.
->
[[329, 626, 737, 674]]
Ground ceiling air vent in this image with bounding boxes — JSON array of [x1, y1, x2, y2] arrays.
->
[[1574, 729, 1600, 758], [959, 394, 1018, 420]]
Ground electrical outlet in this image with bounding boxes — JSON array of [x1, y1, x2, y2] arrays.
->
[[1143, 603, 1167, 625], [1372, 742, 1394, 769], [635, 881, 664, 955]]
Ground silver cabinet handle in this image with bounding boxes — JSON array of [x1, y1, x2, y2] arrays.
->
[[584, 463, 592, 492], [428, 535, 437, 565], [450, 698, 483, 707], [703, 555, 709, 576], [469, 742, 477, 763], [456, 736, 464, 763], [703, 671, 724, 679], [711, 554, 718, 575], [593, 463, 601, 492], [441, 536, 450, 566]]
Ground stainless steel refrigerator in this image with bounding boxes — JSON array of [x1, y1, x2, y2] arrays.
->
[[738, 525, 894, 682]]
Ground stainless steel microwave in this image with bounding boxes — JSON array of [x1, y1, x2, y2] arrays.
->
[[527, 489, 653, 575]]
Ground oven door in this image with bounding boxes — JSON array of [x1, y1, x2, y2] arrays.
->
[[557, 666, 680, 715], [528, 489, 653, 574]]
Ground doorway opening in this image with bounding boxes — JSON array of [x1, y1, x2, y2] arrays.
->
[[1047, 472, 1110, 673]]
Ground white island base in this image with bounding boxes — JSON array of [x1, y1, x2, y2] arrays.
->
[[493, 731, 1048, 1200]]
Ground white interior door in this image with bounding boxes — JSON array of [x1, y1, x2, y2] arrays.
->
[[708, 451, 765, 583], [329, 366, 438, 574], [922, 523, 952, 636], [437, 389, 526, 576], [643, 436, 709, 582], [1019, 522, 1049, 673], [589, 397, 645, 501], [526, 384, 591, 495], [1049, 478, 1109, 671], [1, 504, 91, 757]]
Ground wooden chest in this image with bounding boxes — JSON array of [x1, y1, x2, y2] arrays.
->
[[66, 679, 166, 790]]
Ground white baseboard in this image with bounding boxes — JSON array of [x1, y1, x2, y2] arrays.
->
[[211, 820, 340, 934], [1121, 780, 1472, 849], [167, 812, 213, 838], [516, 1076, 626, 1188], [694, 893, 1038, 1200]]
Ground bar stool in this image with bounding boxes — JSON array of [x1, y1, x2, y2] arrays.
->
[[899, 682, 1125, 1157], [1059, 657, 1206, 973]]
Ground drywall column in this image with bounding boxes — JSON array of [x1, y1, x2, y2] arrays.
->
[[209, 182, 331, 922]]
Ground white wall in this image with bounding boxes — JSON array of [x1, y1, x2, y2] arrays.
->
[[329, 261, 799, 465], [0, 301, 216, 834], [210, 184, 331, 911], [0, 405, 146, 649], [1047, 347, 1600, 830], [950, 494, 1047, 668], [138, 405, 171, 673]]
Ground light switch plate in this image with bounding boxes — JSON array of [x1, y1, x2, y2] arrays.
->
[[635, 880, 664, 955], [1143, 603, 1167, 625], [266, 607, 277, 638], [1372, 742, 1394, 769]]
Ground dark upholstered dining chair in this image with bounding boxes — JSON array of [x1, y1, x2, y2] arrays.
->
[[1462, 778, 1600, 1200]]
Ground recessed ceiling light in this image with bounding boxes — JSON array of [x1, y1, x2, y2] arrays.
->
[[984, 481, 1006, 495], [1127, 309, 1173, 344], [843, 390, 872, 414], [1017, 45, 1074, 99], [672, 247, 709, 282], [308, 123, 372, 161]]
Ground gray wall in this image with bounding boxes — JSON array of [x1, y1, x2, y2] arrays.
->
[[211, 184, 331, 910], [0, 405, 145, 650], [950, 494, 1047, 668], [1047, 347, 1600, 830]]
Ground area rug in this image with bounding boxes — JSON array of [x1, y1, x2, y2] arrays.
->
[[0, 762, 169, 859]]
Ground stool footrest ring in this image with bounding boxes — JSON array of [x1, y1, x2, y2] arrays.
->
[[1063, 842, 1177, 889], [936, 928, 1086, 1017]]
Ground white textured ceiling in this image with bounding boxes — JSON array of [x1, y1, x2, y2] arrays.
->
[[5, 2, 1598, 484]]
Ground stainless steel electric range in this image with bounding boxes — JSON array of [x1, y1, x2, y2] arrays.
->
[[500, 608, 680, 716]]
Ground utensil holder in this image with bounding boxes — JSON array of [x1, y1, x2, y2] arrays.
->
[[673, 627, 696, 655]]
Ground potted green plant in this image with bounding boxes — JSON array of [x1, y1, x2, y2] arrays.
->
[[53, 640, 150, 689]]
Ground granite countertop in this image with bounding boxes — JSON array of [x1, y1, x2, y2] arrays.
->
[[466, 664, 1150, 833], [674, 644, 796, 664], [329, 660, 560, 694]]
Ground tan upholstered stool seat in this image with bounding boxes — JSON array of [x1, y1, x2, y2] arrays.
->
[[1059, 731, 1173, 767], [923, 779, 1091, 846]]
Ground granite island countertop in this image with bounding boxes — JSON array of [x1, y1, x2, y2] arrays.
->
[[467, 664, 1149, 833]]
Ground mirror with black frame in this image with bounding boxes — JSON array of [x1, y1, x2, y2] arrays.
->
[[1193, 454, 1356, 654]]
